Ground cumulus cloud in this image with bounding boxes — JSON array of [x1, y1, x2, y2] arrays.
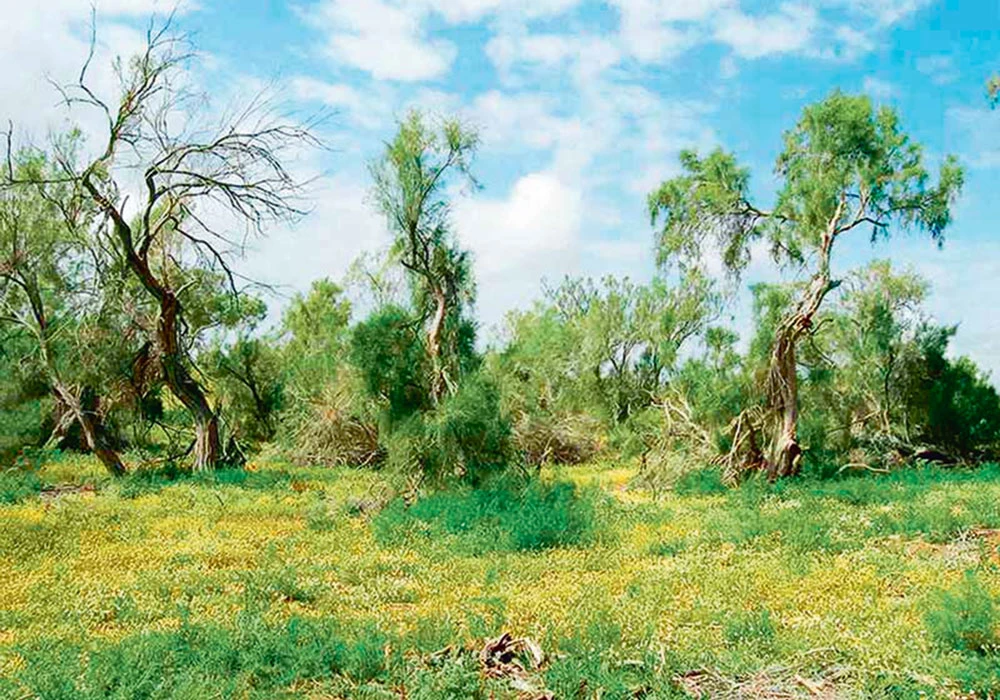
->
[[715, 4, 818, 59], [242, 172, 391, 303], [454, 172, 583, 323], [609, 0, 730, 62], [428, 0, 580, 23], [916, 54, 959, 85], [304, 0, 456, 82], [863, 76, 898, 100]]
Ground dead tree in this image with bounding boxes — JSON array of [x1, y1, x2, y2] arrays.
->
[[51, 23, 316, 470]]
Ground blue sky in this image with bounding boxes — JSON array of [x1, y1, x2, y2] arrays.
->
[[3, 0, 998, 376]]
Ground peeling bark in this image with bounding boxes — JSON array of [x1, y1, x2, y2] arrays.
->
[[158, 292, 219, 471], [427, 288, 448, 402]]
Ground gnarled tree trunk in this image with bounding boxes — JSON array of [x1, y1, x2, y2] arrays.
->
[[427, 287, 448, 403], [766, 323, 804, 479], [51, 382, 127, 476], [86, 175, 222, 472], [24, 276, 127, 477], [763, 212, 841, 479], [159, 292, 219, 471]]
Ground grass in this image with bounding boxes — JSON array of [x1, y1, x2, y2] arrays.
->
[[3, 459, 1000, 696]]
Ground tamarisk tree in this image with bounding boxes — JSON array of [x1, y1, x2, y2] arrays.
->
[[0, 146, 126, 475], [48, 26, 315, 470], [369, 110, 479, 402], [649, 92, 963, 479]]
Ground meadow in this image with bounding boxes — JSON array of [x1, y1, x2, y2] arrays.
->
[[4, 456, 1000, 698]]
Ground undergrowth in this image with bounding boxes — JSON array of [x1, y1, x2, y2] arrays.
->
[[372, 475, 603, 553]]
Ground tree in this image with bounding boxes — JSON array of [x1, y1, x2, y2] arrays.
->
[[280, 278, 352, 404], [545, 272, 716, 423], [822, 262, 929, 442], [0, 146, 126, 475], [650, 91, 963, 478], [29, 26, 316, 470], [369, 110, 479, 402]]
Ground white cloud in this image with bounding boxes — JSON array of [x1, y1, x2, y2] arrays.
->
[[609, 0, 728, 63], [456, 171, 581, 272], [916, 54, 959, 85], [486, 29, 621, 87], [454, 172, 583, 323], [829, 0, 934, 26], [291, 76, 395, 130], [306, 0, 456, 81], [715, 4, 818, 59], [862, 76, 897, 100], [242, 172, 391, 302], [305, 0, 586, 82], [428, 0, 580, 23], [947, 105, 1000, 169]]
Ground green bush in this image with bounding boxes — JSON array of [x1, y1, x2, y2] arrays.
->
[[673, 467, 728, 496], [372, 476, 600, 554], [925, 572, 999, 655], [431, 374, 512, 485], [350, 306, 429, 422], [0, 616, 357, 699], [0, 465, 42, 504], [382, 373, 513, 486]]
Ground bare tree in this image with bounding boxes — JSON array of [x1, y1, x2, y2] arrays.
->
[[42, 22, 317, 470]]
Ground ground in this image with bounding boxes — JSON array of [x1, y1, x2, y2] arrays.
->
[[2, 456, 1000, 698]]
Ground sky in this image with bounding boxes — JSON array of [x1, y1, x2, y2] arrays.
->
[[2, 0, 998, 377]]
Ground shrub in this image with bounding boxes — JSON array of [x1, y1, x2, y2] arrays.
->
[[430, 374, 512, 485], [282, 369, 383, 468], [925, 572, 999, 655], [509, 479, 597, 551], [673, 467, 728, 496], [382, 374, 513, 486], [0, 465, 43, 504], [350, 306, 429, 422], [513, 411, 602, 466], [371, 476, 601, 554]]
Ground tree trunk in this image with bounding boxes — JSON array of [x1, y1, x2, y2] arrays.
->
[[24, 278, 126, 477], [763, 266, 837, 479], [766, 328, 802, 479], [427, 289, 448, 402], [84, 180, 220, 470], [159, 293, 220, 471], [52, 383, 127, 476]]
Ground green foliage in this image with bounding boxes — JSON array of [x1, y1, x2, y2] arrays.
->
[[925, 572, 999, 655], [280, 278, 352, 401], [649, 148, 757, 274], [372, 476, 600, 553], [673, 468, 728, 496], [350, 305, 429, 423], [899, 327, 1000, 457], [0, 615, 367, 699], [430, 373, 512, 484], [205, 333, 285, 445], [0, 465, 43, 504], [379, 375, 512, 486]]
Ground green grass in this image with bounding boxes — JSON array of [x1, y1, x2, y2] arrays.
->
[[3, 459, 1000, 697]]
